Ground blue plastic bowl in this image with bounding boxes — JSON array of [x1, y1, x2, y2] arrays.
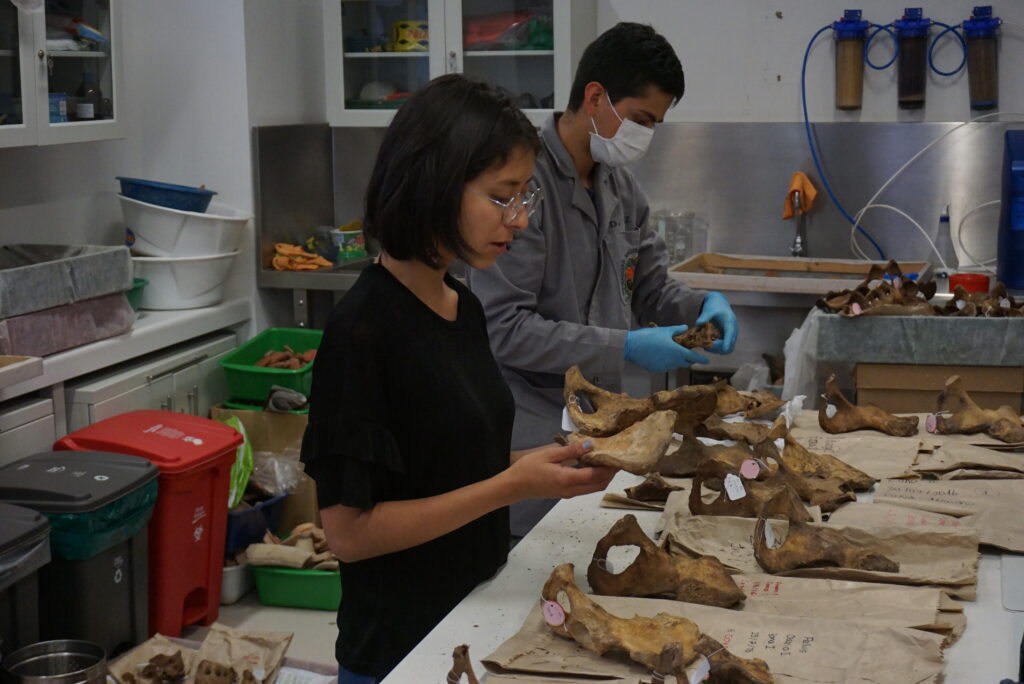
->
[[116, 176, 217, 213]]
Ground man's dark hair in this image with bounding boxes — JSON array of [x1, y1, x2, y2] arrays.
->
[[567, 22, 684, 112], [364, 74, 539, 267]]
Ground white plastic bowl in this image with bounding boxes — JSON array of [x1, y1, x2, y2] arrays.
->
[[120, 194, 251, 257], [132, 251, 239, 310]]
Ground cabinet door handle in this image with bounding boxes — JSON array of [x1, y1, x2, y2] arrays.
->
[[146, 354, 209, 383], [187, 385, 199, 415], [448, 50, 458, 73], [160, 394, 175, 412]]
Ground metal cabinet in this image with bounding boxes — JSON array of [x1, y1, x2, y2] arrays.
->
[[65, 333, 236, 432], [324, 0, 595, 126], [0, 0, 125, 148], [0, 396, 57, 467]]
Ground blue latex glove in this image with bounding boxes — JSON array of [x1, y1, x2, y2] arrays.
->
[[695, 291, 738, 355], [624, 325, 709, 374]]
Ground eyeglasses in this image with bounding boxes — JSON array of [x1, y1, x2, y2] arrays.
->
[[471, 186, 543, 223]]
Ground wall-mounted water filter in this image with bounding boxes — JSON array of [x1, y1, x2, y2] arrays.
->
[[895, 8, 930, 109], [964, 6, 1001, 110], [834, 10, 869, 110]]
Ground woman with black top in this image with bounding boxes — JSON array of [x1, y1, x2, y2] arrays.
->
[[300, 74, 618, 684]]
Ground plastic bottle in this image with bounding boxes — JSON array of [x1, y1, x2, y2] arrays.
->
[[833, 10, 869, 111], [964, 6, 1001, 110], [74, 73, 101, 120], [934, 205, 958, 286], [895, 8, 930, 109]]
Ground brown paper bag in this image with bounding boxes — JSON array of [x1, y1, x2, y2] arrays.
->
[[661, 514, 978, 590], [600, 476, 693, 511], [484, 593, 944, 684], [655, 488, 821, 532], [913, 442, 1024, 475], [789, 413, 922, 480], [191, 624, 293, 684], [828, 501, 970, 532], [873, 480, 1024, 552]]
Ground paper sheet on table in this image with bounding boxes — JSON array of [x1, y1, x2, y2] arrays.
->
[[484, 594, 944, 684], [655, 489, 823, 529], [600, 476, 692, 511], [661, 514, 979, 591], [912, 442, 1024, 475], [732, 573, 964, 643], [873, 479, 1024, 552], [789, 411, 922, 480]]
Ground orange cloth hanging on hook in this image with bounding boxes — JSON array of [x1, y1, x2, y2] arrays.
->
[[782, 171, 818, 219]]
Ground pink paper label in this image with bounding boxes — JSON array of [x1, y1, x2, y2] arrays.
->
[[851, 302, 862, 315], [542, 600, 565, 626], [739, 459, 761, 479], [925, 413, 937, 434]]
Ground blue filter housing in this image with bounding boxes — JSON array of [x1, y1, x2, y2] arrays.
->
[[997, 130, 1024, 291]]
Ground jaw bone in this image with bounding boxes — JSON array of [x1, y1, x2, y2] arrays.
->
[[562, 410, 677, 475], [818, 374, 920, 437], [543, 563, 773, 682], [587, 514, 745, 608], [753, 517, 900, 574], [564, 365, 717, 437], [767, 418, 877, 491], [933, 375, 1024, 443]]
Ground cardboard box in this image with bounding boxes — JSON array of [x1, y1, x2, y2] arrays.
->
[[210, 406, 319, 532], [855, 364, 1023, 413]]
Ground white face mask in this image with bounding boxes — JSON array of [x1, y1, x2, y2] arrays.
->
[[589, 91, 654, 167]]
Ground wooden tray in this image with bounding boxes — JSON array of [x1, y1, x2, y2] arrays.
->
[[669, 253, 931, 295], [0, 355, 42, 390]]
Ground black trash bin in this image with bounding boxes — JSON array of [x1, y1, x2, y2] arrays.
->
[[0, 502, 50, 657], [0, 451, 158, 655]]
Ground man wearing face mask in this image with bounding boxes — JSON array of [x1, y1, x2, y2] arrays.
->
[[467, 22, 738, 540]]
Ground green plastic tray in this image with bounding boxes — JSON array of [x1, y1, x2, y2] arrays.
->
[[251, 566, 341, 611], [219, 328, 323, 403], [126, 277, 149, 311]]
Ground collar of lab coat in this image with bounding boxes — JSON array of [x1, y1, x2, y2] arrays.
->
[[541, 114, 617, 232]]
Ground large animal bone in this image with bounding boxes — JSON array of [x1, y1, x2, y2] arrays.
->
[[933, 375, 1024, 443], [698, 415, 771, 444], [542, 564, 772, 682], [587, 514, 744, 607], [564, 365, 716, 437], [767, 418, 877, 490], [447, 645, 478, 684], [688, 462, 812, 522], [561, 410, 676, 475], [753, 517, 900, 574], [818, 374, 919, 437], [625, 473, 684, 502], [752, 440, 856, 513], [711, 381, 785, 419], [673, 322, 720, 349]]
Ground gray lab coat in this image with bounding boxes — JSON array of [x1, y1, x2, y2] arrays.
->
[[468, 114, 707, 451]]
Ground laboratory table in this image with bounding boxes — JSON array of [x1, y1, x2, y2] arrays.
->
[[383, 470, 1024, 683]]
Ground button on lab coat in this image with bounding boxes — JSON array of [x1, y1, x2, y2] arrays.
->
[[468, 114, 706, 450]]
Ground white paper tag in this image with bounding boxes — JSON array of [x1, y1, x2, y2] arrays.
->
[[724, 473, 746, 501], [1001, 297, 1012, 308], [690, 655, 711, 683], [561, 406, 577, 432], [764, 520, 780, 549], [956, 299, 967, 310], [825, 403, 838, 419], [781, 395, 805, 427], [773, 437, 785, 452], [542, 600, 565, 626]]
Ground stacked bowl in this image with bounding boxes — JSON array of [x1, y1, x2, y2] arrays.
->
[[117, 177, 251, 310]]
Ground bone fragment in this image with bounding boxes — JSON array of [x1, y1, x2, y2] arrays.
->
[[934, 375, 1024, 443], [818, 374, 919, 436], [753, 518, 899, 574]]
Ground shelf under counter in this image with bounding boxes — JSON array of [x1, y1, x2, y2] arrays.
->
[[258, 258, 374, 291], [0, 297, 251, 402]]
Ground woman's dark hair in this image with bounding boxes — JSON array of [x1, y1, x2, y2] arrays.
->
[[567, 22, 685, 112], [363, 74, 540, 267]]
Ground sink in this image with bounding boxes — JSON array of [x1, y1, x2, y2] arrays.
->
[[669, 253, 932, 298]]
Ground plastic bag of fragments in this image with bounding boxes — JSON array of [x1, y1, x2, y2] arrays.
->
[[729, 360, 771, 392], [249, 448, 304, 497]]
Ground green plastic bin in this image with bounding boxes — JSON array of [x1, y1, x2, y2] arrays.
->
[[125, 278, 149, 312], [219, 328, 323, 403], [251, 566, 341, 611]]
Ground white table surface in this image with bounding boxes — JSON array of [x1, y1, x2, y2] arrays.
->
[[383, 469, 1024, 683]]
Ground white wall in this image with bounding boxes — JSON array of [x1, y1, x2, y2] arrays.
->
[[0, 0, 325, 335], [598, 0, 1024, 122]]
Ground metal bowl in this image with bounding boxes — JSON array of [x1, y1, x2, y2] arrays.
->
[[3, 640, 107, 684]]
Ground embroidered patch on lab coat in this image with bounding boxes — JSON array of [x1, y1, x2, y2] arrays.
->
[[621, 249, 639, 304]]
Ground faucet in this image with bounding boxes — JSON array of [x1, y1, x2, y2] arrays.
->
[[790, 190, 808, 257]]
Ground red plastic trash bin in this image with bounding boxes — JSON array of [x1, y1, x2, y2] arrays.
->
[[53, 410, 242, 637]]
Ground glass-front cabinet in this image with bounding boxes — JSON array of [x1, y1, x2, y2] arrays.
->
[[324, 0, 594, 126], [0, 0, 124, 148]]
